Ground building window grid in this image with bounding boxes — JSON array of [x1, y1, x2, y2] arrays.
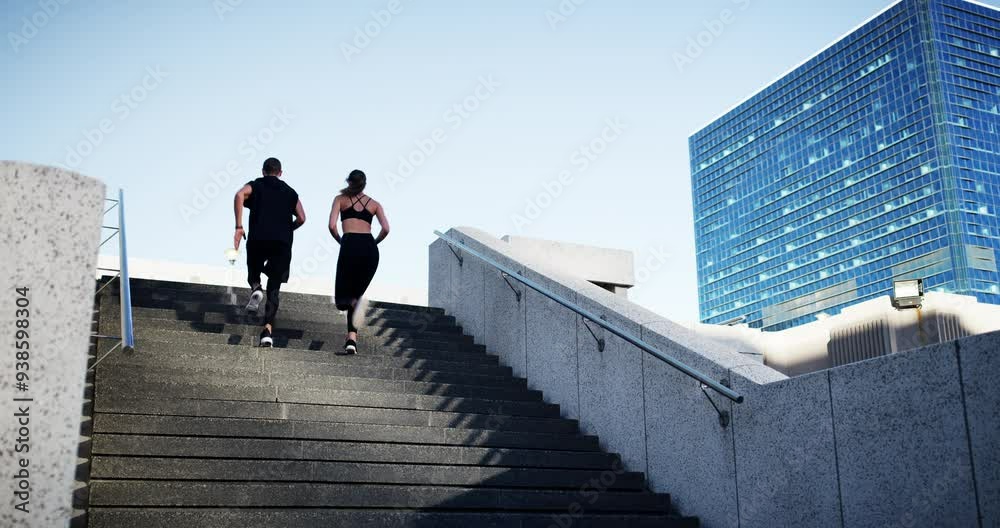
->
[[692, 28, 914, 166], [692, 0, 1000, 327], [693, 30, 918, 181], [698, 106, 935, 235], [694, 75, 934, 223], [697, 46, 924, 224], [698, 135, 939, 265], [692, 10, 916, 158], [698, 161, 944, 294]]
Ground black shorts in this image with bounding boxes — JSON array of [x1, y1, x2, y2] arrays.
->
[[247, 240, 292, 284]]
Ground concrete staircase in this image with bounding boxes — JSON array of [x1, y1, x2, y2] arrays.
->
[[83, 278, 698, 527]]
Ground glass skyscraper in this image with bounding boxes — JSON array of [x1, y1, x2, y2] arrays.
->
[[690, 0, 999, 331]]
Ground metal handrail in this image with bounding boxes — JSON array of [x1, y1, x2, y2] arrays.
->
[[117, 189, 134, 353], [91, 190, 134, 370], [434, 230, 744, 404]]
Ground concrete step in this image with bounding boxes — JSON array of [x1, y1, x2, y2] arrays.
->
[[87, 278, 694, 525], [89, 481, 671, 512], [91, 434, 620, 470], [97, 381, 563, 418], [105, 279, 444, 314], [90, 456, 645, 490], [108, 338, 497, 366], [115, 322, 480, 350], [69, 508, 87, 528], [97, 366, 544, 402], [117, 304, 464, 333], [124, 327, 481, 354], [122, 295, 458, 326], [94, 396, 580, 434], [92, 414, 597, 451], [100, 355, 526, 389], [88, 509, 698, 528], [98, 354, 528, 388], [102, 345, 513, 377]]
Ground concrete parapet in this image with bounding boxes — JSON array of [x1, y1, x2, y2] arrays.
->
[[1, 162, 105, 527], [430, 226, 998, 527]]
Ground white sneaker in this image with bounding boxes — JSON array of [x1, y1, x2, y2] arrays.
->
[[259, 328, 273, 348], [246, 287, 264, 315]]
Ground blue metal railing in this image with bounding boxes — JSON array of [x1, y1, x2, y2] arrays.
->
[[434, 230, 744, 404], [117, 189, 134, 353], [92, 189, 134, 367]]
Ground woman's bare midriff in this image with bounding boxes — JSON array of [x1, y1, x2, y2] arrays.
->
[[342, 218, 372, 234]]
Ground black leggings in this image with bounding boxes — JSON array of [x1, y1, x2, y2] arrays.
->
[[335, 233, 379, 333], [247, 240, 291, 327]]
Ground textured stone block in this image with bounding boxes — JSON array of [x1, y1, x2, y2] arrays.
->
[[640, 339, 738, 528], [428, 238, 456, 313], [956, 331, 1000, 528], [829, 343, 977, 528], [484, 265, 527, 378], [732, 370, 841, 528], [575, 294, 647, 474], [453, 249, 486, 345], [523, 267, 580, 420], [0, 162, 105, 527]]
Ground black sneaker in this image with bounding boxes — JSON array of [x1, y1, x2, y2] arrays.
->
[[343, 339, 357, 355], [259, 328, 273, 348], [246, 286, 264, 315]]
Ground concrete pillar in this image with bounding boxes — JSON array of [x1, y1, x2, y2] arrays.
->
[[0, 162, 105, 527]]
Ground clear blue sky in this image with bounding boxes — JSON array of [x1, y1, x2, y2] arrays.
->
[[5, 0, 996, 320]]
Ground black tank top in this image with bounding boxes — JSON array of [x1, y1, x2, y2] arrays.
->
[[246, 176, 298, 245], [341, 195, 374, 224]]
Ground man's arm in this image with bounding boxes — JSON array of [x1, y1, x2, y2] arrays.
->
[[233, 183, 253, 250], [292, 199, 306, 231]]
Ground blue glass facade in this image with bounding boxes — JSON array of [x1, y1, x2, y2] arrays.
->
[[690, 0, 999, 331]]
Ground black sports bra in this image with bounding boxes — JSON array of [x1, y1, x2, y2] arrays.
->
[[341, 195, 374, 224]]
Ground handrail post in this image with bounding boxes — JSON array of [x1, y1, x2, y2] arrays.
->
[[118, 189, 135, 353]]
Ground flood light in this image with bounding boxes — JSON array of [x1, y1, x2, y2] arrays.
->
[[891, 279, 923, 309]]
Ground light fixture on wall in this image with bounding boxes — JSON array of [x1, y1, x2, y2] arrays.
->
[[720, 315, 747, 326], [891, 278, 924, 309]]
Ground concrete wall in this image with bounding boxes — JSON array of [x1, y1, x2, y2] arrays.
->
[[0, 162, 106, 527], [430, 226, 998, 528]]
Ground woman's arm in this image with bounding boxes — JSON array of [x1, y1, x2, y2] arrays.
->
[[328, 196, 342, 243], [374, 201, 390, 244]]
